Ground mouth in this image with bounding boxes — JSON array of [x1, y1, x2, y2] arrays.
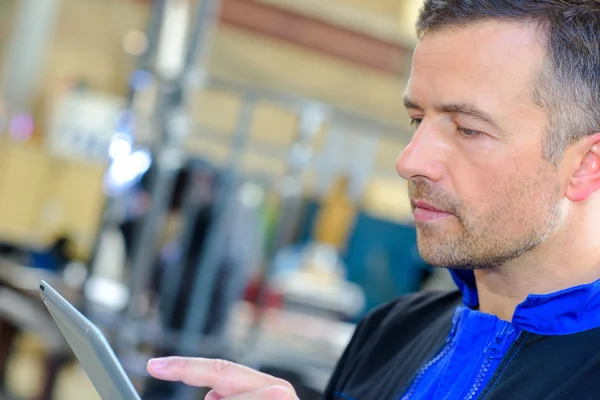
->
[[410, 199, 453, 222]]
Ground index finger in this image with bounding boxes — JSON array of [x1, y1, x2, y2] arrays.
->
[[147, 357, 293, 397]]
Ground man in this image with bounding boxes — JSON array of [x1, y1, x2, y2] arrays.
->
[[146, 1, 600, 399]]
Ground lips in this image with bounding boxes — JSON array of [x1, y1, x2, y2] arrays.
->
[[410, 199, 453, 223], [411, 199, 448, 213]]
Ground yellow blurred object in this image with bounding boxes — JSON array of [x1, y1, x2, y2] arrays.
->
[[312, 175, 357, 250], [362, 176, 413, 223], [397, 0, 423, 38], [4, 341, 44, 398], [6, 333, 100, 400], [0, 139, 105, 259]]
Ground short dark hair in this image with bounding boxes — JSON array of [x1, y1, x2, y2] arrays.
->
[[416, 0, 600, 165]]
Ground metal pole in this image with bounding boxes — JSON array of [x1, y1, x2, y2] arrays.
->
[[115, 1, 191, 358], [173, 94, 254, 400], [87, 0, 167, 276], [123, 0, 192, 318], [125, 0, 220, 319], [177, 95, 256, 355], [183, 0, 221, 78], [157, 159, 210, 328], [241, 106, 324, 368], [126, 147, 183, 318], [136, 0, 167, 76], [268, 106, 325, 254]]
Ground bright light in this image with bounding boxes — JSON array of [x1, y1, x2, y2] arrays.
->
[[108, 134, 132, 160], [84, 276, 130, 311], [107, 158, 137, 186], [104, 146, 152, 196], [130, 148, 152, 173]]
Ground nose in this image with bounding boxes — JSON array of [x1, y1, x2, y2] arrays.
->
[[396, 126, 444, 182]]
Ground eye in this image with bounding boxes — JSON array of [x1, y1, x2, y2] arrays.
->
[[457, 126, 483, 138], [410, 118, 423, 128]]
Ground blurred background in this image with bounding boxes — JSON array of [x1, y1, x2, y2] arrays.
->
[[0, 0, 454, 399]]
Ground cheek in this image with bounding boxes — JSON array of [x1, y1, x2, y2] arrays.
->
[[457, 140, 530, 198], [460, 163, 557, 230], [458, 163, 528, 219], [449, 137, 552, 221], [464, 174, 513, 214]]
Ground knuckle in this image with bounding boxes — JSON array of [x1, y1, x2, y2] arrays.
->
[[165, 356, 186, 370], [212, 358, 233, 376], [179, 357, 192, 381]]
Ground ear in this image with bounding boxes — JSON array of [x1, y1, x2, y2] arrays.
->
[[566, 134, 600, 203]]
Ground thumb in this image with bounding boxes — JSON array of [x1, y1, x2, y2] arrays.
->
[[205, 390, 223, 400]]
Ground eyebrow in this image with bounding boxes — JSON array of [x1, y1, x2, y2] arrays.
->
[[403, 96, 500, 130]]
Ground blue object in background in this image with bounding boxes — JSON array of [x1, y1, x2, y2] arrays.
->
[[297, 200, 430, 318], [343, 212, 429, 317], [28, 236, 74, 271], [29, 251, 62, 271], [297, 200, 320, 244]]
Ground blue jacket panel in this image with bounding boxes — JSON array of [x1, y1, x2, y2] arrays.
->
[[324, 270, 600, 400]]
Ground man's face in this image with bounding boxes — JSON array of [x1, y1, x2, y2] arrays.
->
[[397, 21, 565, 269]]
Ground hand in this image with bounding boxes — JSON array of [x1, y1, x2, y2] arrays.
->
[[147, 356, 299, 400]]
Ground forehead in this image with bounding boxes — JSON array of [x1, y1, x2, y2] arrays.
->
[[408, 21, 546, 110]]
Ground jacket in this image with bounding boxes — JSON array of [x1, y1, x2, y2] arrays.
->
[[323, 269, 600, 400]]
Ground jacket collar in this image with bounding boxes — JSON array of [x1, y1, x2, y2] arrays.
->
[[450, 269, 600, 335]]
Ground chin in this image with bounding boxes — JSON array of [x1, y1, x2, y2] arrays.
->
[[417, 249, 457, 268], [416, 244, 494, 270], [418, 246, 517, 270], [415, 237, 460, 266]]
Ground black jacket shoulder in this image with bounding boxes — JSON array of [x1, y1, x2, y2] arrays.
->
[[323, 290, 462, 400]]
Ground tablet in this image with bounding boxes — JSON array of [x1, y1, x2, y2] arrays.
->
[[39, 280, 141, 400]]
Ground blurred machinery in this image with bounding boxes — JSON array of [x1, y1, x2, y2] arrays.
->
[[0, 1, 435, 399], [90, 2, 408, 399]]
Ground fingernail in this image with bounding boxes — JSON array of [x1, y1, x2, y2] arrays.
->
[[205, 391, 222, 400], [149, 358, 168, 370]]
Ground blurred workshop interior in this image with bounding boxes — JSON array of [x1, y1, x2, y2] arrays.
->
[[0, 0, 454, 399]]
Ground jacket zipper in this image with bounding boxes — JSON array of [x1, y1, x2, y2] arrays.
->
[[463, 324, 517, 400], [398, 311, 461, 400]]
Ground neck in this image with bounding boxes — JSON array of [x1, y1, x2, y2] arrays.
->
[[474, 218, 600, 321]]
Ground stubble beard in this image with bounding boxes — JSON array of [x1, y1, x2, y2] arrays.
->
[[411, 175, 562, 271]]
